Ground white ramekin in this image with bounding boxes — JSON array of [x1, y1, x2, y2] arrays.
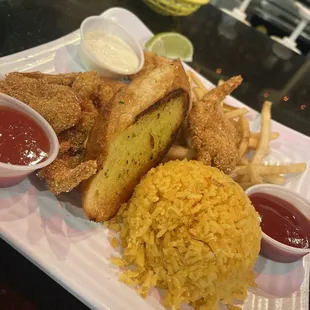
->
[[0, 94, 59, 188], [78, 16, 144, 78]]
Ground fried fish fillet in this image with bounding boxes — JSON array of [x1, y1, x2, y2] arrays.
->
[[97, 78, 126, 108], [187, 76, 243, 174], [82, 59, 190, 222], [38, 72, 101, 192], [57, 100, 98, 154], [72, 71, 101, 101], [0, 71, 104, 195], [38, 152, 97, 195], [55, 72, 101, 153], [9, 71, 80, 86], [0, 73, 81, 134], [42, 74, 123, 194]]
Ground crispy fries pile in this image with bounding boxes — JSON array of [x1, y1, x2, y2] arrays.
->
[[167, 71, 307, 190]]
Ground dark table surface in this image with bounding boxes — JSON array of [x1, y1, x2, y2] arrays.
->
[[1, 1, 310, 309]]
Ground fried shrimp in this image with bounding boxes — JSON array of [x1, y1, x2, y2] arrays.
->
[[187, 75, 243, 174]]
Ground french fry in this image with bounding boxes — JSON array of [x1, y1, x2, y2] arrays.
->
[[187, 71, 207, 92], [187, 70, 209, 101], [239, 182, 253, 190], [228, 305, 242, 310], [187, 72, 192, 84], [187, 73, 197, 104], [232, 173, 249, 185], [249, 132, 279, 149], [217, 79, 226, 107], [225, 108, 249, 119], [190, 91, 196, 105], [193, 87, 205, 101], [240, 174, 251, 183], [250, 132, 279, 140], [238, 117, 250, 160], [252, 101, 272, 164], [264, 174, 286, 185], [249, 164, 263, 185], [238, 157, 249, 165], [166, 145, 196, 160], [248, 138, 258, 150], [218, 79, 225, 86], [234, 163, 307, 176], [223, 103, 238, 112]]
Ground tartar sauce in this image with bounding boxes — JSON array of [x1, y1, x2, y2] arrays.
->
[[84, 32, 139, 73]]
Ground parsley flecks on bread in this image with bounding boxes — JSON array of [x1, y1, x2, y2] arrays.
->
[[82, 59, 190, 222]]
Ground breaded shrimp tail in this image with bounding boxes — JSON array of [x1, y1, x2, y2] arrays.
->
[[198, 76, 242, 113], [188, 75, 243, 174]]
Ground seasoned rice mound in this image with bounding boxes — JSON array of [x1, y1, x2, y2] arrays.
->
[[110, 160, 261, 310]]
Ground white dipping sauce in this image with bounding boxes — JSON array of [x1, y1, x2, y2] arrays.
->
[[84, 32, 139, 73]]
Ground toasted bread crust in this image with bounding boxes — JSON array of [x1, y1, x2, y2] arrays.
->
[[85, 59, 189, 165], [84, 90, 188, 222], [82, 60, 190, 222]]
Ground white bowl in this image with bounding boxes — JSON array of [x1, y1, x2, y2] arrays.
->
[[0, 94, 59, 188], [246, 184, 310, 263], [78, 16, 144, 78]]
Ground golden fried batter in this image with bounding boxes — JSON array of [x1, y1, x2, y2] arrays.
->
[[188, 76, 243, 174], [72, 71, 101, 101], [97, 78, 126, 108], [0, 74, 81, 134], [58, 105, 98, 153], [0, 71, 106, 195], [55, 75, 124, 160], [58, 140, 71, 155], [57, 68, 99, 152], [38, 153, 97, 195], [9, 72, 80, 86], [39, 72, 101, 191], [41, 101, 99, 193], [129, 51, 170, 80]]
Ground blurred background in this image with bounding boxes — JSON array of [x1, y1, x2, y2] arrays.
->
[[212, 0, 310, 55]]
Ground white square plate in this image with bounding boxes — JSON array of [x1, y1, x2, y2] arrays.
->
[[0, 7, 309, 310]]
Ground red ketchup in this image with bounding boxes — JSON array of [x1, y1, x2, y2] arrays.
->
[[249, 193, 310, 249], [0, 106, 50, 166]]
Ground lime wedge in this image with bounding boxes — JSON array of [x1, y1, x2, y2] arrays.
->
[[145, 32, 194, 62]]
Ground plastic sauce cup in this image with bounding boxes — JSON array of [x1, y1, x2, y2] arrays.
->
[[79, 16, 144, 78], [246, 184, 310, 263], [0, 94, 59, 188]]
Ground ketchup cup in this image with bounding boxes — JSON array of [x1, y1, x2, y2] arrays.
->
[[246, 184, 310, 263], [0, 94, 59, 188]]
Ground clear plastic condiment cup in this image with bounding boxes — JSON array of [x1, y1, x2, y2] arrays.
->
[[0, 94, 59, 188], [79, 16, 144, 78], [246, 184, 310, 263]]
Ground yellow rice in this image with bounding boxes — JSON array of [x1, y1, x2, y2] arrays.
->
[[108, 160, 261, 310]]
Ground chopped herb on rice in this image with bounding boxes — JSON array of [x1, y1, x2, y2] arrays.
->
[[108, 160, 261, 310]]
